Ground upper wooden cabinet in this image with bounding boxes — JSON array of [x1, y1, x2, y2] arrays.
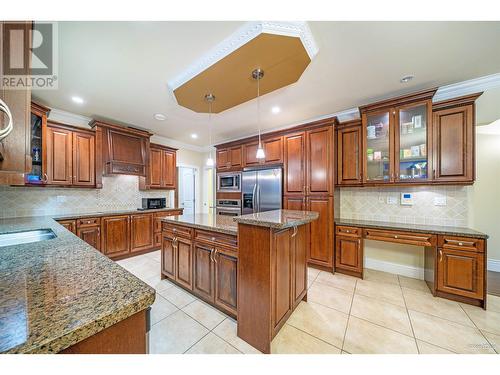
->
[[284, 132, 306, 195], [141, 143, 177, 190], [90, 120, 151, 177], [46, 125, 73, 185], [242, 137, 284, 168], [336, 120, 362, 185], [216, 145, 242, 171]]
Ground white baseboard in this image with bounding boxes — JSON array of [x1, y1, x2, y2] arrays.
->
[[364, 257, 424, 280], [488, 259, 500, 272]]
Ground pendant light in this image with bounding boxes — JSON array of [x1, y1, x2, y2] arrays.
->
[[252, 68, 265, 159], [205, 93, 215, 167]]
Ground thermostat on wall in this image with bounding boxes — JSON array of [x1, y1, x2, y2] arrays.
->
[[400, 192, 414, 205]]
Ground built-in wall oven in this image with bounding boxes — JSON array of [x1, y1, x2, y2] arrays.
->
[[215, 199, 241, 216], [217, 172, 241, 193]]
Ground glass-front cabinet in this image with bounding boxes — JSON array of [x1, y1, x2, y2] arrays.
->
[[361, 92, 434, 185], [25, 102, 50, 185]]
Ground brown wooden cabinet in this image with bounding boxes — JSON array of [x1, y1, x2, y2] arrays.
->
[[216, 146, 242, 171], [214, 247, 238, 316], [175, 236, 193, 290], [193, 242, 215, 301], [335, 235, 363, 277], [336, 121, 362, 185], [161, 233, 176, 279], [292, 224, 308, 308], [140, 144, 177, 190], [130, 213, 154, 253], [77, 226, 101, 251], [72, 131, 96, 186], [242, 137, 283, 168], [284, 132, 306, 195], [102, 215, 130, 258], [307, 196, 334, 268], [57, 219, 76, 234], [149, 148, 162, 188], [307, 126, 334, 195], [46, 125, 73, 185], [283, 195, 306, 211]]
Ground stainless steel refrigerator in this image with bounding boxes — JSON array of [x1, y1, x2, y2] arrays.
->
[[241, 167, 282, 214]]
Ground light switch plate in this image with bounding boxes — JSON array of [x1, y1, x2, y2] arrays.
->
[[434, 196, 447, 206], [387, 196, 397, 205]]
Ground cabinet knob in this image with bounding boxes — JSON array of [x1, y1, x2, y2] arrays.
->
[[345, 230, 350, 233], [173, 228, 177, 232], [394, 235, 398, 239], [211, 237, 216, 241], [458, 242, 463, 246]]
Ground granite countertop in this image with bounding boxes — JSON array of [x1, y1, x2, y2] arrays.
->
[[53, 207, 183, 221], [233, 209, 319, 229], [334, 218, 488, 239], [0, 216, 155, 353], [161, 214, 238, 235]]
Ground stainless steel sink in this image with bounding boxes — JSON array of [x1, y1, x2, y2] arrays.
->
[[0, 229, 57, 247]]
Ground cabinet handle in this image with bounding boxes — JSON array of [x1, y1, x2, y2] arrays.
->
[[291, 226, 298, 238], [210, 248, 214, 262], [213, 249, 218, 263], [439, 249, 443, 262], [358, 239, 361, 245], [42, 173, 48, 183]]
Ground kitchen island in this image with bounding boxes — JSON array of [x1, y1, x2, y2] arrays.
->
[[0, 216, 155, 354], [161, 209, 319, 353]]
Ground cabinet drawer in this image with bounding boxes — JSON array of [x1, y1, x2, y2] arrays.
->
[[335, 225, 361, 238], [162, 223, 192, 239], [438, 236, 484, 252], [195, 229, 238, 249], [363, 229, 436, 247], [76, 217, 101, 228]]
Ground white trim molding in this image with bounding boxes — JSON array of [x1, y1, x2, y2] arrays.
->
[[365, 257, 424, 280], [488, 258, 500, 272], [48, 108, 93, 128], [433, 72, 500, 102], [167, 21, 318, 93]]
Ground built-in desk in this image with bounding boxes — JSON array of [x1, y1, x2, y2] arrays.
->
[[334, 218, 488, 309]]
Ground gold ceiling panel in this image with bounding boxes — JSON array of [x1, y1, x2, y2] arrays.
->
[[173, 33, 311, 113]]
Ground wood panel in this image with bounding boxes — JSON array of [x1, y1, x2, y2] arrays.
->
[[149, 148, 162, 187], [272, 228, 292, 330], [283, 195, 306, 211], [363, 228, 436, 247], [214, 247, 238, 316], [77, 226, 101, 251], [162, 149, 176, 188], [58, 219, 76, 234], [337, 124, 362, 185], [216, 148, 230, 170], [193, 242, 215, 301], [46, 126, 72, 185], [284, 132, 306, 195], [72, 131, 95, 186], [175, 237, 193, 290], [335, 235, 362, 276], [263, 137, 283, 164], [306, 126, 333, 195], [230, 146, 242, 168], [130, 213, 154, 253], [161, 234, 176, 279], [293, 225, 308, 307], [307, 196, 333, 268], [243, 142, 259, 167], [101, 215, 130, 258]]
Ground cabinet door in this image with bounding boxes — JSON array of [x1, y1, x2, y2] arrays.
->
[[337, 125, 362, 185], [437, 248, 484, 299], [432, 104, 474, 183], [263, 137, 283, 164], [161, 234, 176, 279], [271, 228, 293, 331], [77, 226, 101, 251], [293, 225, 308, 307], [193, 242, 215, 301], [46, 126, 72, 185], [58, 219, 76, 234], [107, 130, 147, 176], [102, 215, 130, 258], [149, 148, 162, 188], [395, 101, 431, 182], [175, 237, 193, 290], [362, 110, 392, 183], [230, 146, 242, 168], [284, 132, 306, 195], [335, 235, 363, 274], [216, 148, 230, 170], [215, 248, 238, 316], [283, 196, 306, 211], [307, 126, 333, 194], [243, 143, 259, 167], [72, 131, 95, 187], [162, 149, 176, 188], [307, 196, 333, 268], [130, 213, 154, 253]]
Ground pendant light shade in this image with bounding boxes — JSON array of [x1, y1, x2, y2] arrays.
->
[[206, 155, 214, 167], [252, 68, 266, 159], [205, 93, 216, 167]]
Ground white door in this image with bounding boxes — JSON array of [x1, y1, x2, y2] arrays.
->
[[178, 167, 196, 215]]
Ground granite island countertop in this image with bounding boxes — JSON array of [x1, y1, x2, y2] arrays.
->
[[233, 209, 319, 229], [161, 213, 238, 235], [0, 216, 155, 354], [334, 218, 488, 239]]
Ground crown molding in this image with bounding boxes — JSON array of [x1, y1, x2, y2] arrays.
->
[[433, 72, 500, 102], [48, 108, 93, 128], [335, 107, 360, 122], [151, 134, 210, 153], [167, 21, 318, 93]]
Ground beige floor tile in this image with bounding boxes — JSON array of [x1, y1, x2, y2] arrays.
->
[[364, 269, 400, 285], [403, 288, 474, 327], [481, 330, 500, 354], [182, 300, 227, 330], [316, 271, 357, 293], [343, 316, 418, 354], [398, 275, 431, 293], [128, 260, 160, 281], [350, 294, 413, 336], [157, 285, 196, 308], [150, 294, 178, 325], [461, 304, 500, 335], [144, 275, 174, 294], [409, 310, 495, 354], [308, 267, 321, 279], [149, 310, 209, 354], [417, 340, 455, 354], [116, 255, 151, 271], [308, 281, 353, 313], [186, 333, 240, 354], [271, 324, 341, 354], [287, 301, 348, 348], [212, 318, 261, 354], [145, 250, 161, 263], [341, 350, 350, 354], [355, 279, 405, 307], [486, 294, 500, 313]]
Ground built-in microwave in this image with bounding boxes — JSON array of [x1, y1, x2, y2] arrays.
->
[[217, 172, 241, 192]]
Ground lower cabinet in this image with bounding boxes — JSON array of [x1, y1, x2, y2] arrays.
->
[[58, 219, 76, 234], [292, 225, 308, 308], [161, 233, 176, 279], [193, 242, 215, 301], [335, 235, 363, 277], [437, 247, 484, 300], [77, 226, 101, 251], [307, 196, 334, 268], [175, 237, 193, 290], [214, 247, 238, 316], [102, 215, 130, 258], [130, 213, 154, 253]]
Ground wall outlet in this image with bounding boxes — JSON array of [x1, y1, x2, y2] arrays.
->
[[387, 196, 397, 205], [434, 196, 447, 206], [56, 195, 67, 203]]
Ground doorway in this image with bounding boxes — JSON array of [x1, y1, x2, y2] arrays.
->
[[178, 166, 196, 215]]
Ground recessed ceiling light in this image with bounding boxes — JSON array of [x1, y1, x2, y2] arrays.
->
[[271, 106, 281, 114], [400, 75, 414, 83], [191, 133, 198, 139], [71, 96, 84, 104], [154, 113, 167, 121]]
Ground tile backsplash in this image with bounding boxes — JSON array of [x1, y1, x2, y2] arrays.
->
[[0, 175, 172, 218], [339, 186, 469, 227]]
